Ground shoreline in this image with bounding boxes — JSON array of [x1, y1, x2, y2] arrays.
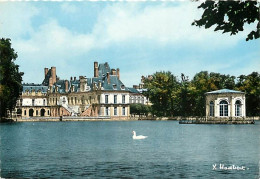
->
[[1, 116, 259, 123]]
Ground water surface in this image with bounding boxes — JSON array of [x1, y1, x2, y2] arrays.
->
[[1, 121, 260, 178]]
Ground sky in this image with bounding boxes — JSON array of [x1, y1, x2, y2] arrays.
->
[[0, 1, 259, 87]]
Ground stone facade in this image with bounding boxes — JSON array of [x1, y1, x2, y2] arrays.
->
[[129, 76, 151, 105], [205, 89, 246, 120], [16, 62, 131, 120]]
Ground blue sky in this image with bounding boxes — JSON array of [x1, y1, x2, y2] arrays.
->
[[0, 1, 259, 87]]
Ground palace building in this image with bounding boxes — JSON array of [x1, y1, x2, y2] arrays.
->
[[15, 62, 143, 120], [205, 89, 246, 120]]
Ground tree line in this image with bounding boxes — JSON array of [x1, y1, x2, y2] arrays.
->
[[142, 71, 260, 117], [0, 38, 23, 120]]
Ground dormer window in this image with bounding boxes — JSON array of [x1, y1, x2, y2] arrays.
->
[[113, 84, 117, 90], [121, 85, 125, 90], [85, 86, 90, 91]]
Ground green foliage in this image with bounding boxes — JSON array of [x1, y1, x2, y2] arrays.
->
[[191, 71, 236, 116], [0, 38, 23, 118], [130, 103, 151, 117], [144, 70, 259, 117], [192, 1, 260, 41], [236, 72, 260, 116], [143, 71, 180, 117]]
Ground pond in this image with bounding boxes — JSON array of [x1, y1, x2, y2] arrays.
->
[[1, 121, 259, 178]]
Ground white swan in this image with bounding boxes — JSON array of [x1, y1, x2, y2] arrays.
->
[[132, 131, 148, 140]]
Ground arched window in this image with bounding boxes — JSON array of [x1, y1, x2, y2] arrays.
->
[[210, 101, 214, 116], [220, 100, 228, 116], [29, 109, 34, 117], [235, 100, 242, 116], [41, 109, 45, 116], [17, 109, 22, 115], [43, 99, 46, 106]]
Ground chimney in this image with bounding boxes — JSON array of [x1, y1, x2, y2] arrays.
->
[[51, 67, 56, 85], [49, 77, 53, 87], [94, 61, 98, 77], [98, 80, 102, 89], [116, 68, 120, 80], [111, 69, 116, 75], [133, 85, 138, 89], [65, 80, 69, 93], [44, 68, 48, 78], [107, 72, 110, 84]]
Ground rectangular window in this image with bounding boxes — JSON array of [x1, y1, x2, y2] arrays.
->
[[106, 107, 109, 116], [122, 95, 125, 104], [224, 105, 228, 116], [114, 95, 117, 104], [24, 110, 26, 116], [114, 107, 117, 116], [122, 107, 125, 116], [32, 99, 35, 106], [105, 95, 108, 104]]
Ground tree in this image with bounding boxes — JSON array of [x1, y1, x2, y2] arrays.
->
[[192, 1, 260, 41], [0, 38, 23, 120], [236, 72, 260, 116], [130, 103, 151, 117], [143, 71, 180, 117]]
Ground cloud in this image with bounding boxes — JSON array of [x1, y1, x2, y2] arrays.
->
[[93, 2, 247, 48], [0, 3, 38, 39], [0, 2, 257, 86], [61, 3, 77, 14]]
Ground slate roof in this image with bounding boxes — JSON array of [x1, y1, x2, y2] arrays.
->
[[206, 89, 244, 94], [128, 87, 140, 93], [23, 84, 48, 93], [98, 62, 110, 77], [38, 62, 132, 93]]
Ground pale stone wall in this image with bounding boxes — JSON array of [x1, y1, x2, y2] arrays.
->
[[100, 93, 129, 104], [21, 107, 51, 117], [206, 93, 246, 119]]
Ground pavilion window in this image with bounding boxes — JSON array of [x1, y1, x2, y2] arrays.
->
[[220, 100, 228, 116], [210, 101, 214, 117], [235, 100, 242, 116]]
